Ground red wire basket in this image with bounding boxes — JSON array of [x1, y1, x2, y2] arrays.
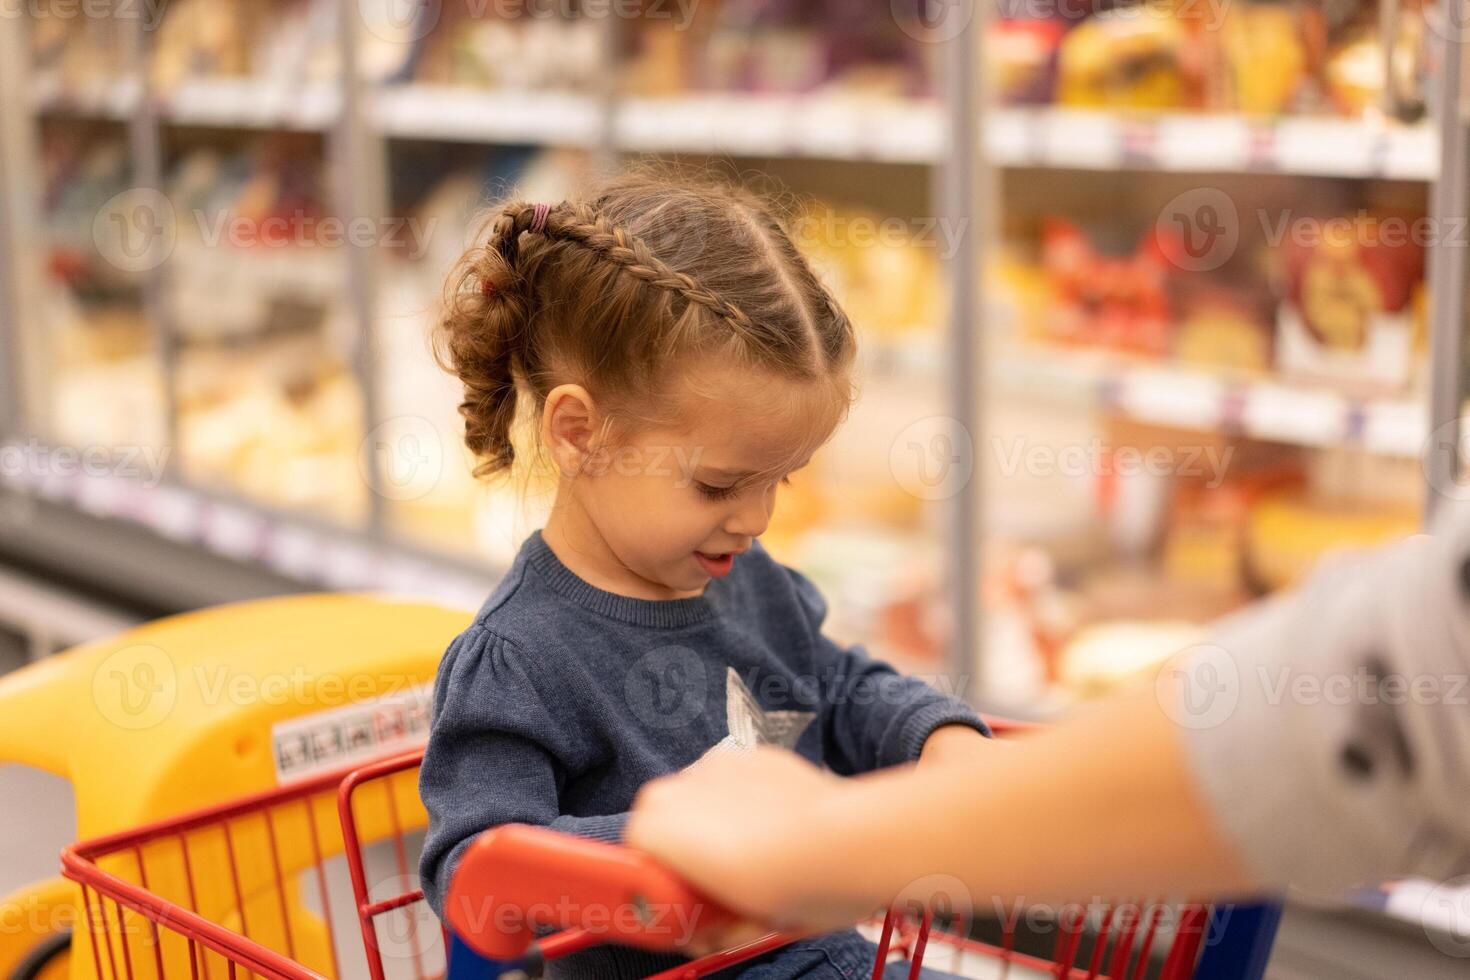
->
[[62, 741, 1216, 980]]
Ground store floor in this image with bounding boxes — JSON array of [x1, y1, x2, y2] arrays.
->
[[0, 763, 75, 895]]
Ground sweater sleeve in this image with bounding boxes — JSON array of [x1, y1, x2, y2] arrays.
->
[[782, 565, 991, 775], [417, 625, 626, 920], [1178, 505, 1470, 892]]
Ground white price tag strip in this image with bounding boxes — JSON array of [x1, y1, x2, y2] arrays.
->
[[1274, 118, 1375, 177], [1155, 115, 1250, 172], [265, 522, 325, 581], [1241, 383, 1348, 447], [986, 109, 1033, 165], [1040, 111, 1124, 170], [146, 485, 204, 542], [272, 682, 433, 784], [75, 472, 129, 519], [1117, 367, 1226, 431], [322, 539, 378, 590], [204, 502, 267, 561], [1362, 399, 1428, 458], [1379, 124, 1439, 181]]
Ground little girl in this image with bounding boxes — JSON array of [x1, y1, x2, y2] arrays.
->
[[418, 172, 989, 979]]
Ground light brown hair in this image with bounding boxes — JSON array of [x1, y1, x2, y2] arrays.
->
[[434, 170, 858, 480]]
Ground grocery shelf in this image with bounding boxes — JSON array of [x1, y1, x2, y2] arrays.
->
[[614, 94, 944, 163], [0, 441, 497, 609], [30, 74, 142, 120], [35, 76, 343, 131], [156, 78, 341, 131], [998, 346, 1428, 456], [373, 85, 603, 147], [988, 109, 1439, 180], [6, 3, 1465, 712], [28, 73, 1441, 180]]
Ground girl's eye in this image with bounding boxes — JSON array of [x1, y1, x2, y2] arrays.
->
[[696, 482, 740, 501], [697, 476, 792, 500]]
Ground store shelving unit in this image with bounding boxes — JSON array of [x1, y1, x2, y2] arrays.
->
[[0, 2, 983, 683], [0, 0, 1468, 705]]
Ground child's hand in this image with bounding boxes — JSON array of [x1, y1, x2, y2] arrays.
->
[[627, 747, 875, 936]]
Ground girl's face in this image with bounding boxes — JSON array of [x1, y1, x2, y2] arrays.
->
[[557, 361, 842, 600]]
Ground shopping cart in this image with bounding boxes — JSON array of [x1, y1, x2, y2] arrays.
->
[[61, 740, 1282, 980]]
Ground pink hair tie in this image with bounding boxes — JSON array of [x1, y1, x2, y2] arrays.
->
[[530, 202, 550, 232]]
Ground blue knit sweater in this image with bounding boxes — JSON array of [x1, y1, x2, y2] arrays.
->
[[419, 529, 988, 978]]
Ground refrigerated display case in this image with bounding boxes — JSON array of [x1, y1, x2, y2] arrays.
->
[[0, 0, 982, 679], [1, 0, 1467, 700]]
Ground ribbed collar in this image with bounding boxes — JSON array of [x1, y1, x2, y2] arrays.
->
[[522, 529, 717, 629]]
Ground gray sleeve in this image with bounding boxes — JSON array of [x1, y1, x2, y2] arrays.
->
[[1173, 503, 1470, 893]]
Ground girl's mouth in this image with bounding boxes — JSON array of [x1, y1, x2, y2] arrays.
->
[[694, 551, 735, 578]]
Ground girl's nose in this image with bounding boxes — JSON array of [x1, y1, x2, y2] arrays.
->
[[724, 484, 777, 538]]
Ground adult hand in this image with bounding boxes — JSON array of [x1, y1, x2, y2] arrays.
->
[[627, 746, 877, 938]]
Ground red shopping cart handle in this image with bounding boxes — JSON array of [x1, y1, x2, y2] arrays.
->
[[445, 824, 740, 960]]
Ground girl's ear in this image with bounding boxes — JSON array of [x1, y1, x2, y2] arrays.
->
[[542, 383, 598, 476]]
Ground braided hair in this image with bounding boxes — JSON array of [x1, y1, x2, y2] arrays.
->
[[435, 171, 857, 479]]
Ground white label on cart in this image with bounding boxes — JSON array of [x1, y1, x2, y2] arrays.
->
[[271, 682, 433, 784]]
